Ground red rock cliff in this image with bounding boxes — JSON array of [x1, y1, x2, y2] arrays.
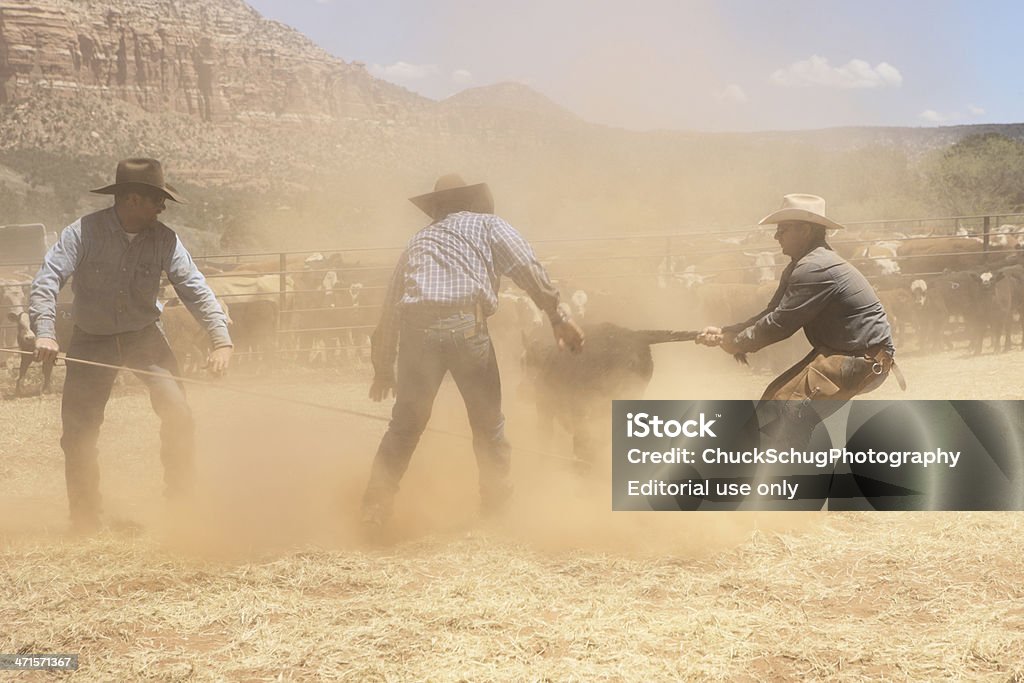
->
[[0, 0, 426, 122]]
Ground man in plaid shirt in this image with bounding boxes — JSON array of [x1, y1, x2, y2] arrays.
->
[[362, 175, 585, 526]]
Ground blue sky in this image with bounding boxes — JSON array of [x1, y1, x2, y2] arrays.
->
[[245, 0, 1024, 132]]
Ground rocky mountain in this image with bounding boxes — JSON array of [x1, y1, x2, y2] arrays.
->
[[1, 0, 1022, 250], [440, 83, 581, 125], [0, 0, 429, 121]]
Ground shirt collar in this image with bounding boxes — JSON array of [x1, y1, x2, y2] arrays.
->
[[106, 205, 154, 240], [793, 244, 826, 263]]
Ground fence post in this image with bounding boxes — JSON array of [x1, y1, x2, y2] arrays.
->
[[664, 236, 673, 287], [983, 215, 991, 253], [278, 252, 287, 357]]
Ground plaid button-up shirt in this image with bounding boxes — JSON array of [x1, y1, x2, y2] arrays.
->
[[371, 211, 561, 377]]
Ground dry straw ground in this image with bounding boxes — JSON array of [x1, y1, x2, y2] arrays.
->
[[2, 345, 1023, 681]]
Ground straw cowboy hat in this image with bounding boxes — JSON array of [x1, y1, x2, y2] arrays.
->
[[758, 194, 844, 231], [409, 174, 494, 219], [90, 158, 186, 203]]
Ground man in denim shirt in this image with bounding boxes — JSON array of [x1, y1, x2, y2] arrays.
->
[[362, 175, 585, 527], [30, 158, 233, 533]]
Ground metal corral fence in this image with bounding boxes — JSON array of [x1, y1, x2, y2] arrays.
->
[[3, 211, 1024, 365]]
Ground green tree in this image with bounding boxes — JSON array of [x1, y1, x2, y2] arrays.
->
[[923, 133, 1024, 215]]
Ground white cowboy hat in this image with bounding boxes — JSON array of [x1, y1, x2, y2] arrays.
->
[[758, 194, 845, 231]]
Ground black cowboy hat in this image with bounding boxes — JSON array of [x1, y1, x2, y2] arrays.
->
[[408, 174, 493, 219], [90, 158, 186, 204]]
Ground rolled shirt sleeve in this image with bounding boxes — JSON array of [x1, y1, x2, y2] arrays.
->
[[30, 220, 83, 340], [165, 236, 232, 348], [732, 264, 835, 353], [489, 217, 562, 323]]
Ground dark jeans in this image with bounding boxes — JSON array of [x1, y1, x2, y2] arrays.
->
[[363, 310, 512, 510], [61, 324, 195, 521]]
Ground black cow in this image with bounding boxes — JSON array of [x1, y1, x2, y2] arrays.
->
[[521, 322, 695, 468], [978, 265, 1024, 352], [877, 287, 916, 346], [1002, 265, 1024, 348], [914, 271, 983, 353], [226, 299, 279, 371]]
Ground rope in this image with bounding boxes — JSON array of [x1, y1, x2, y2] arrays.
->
[[0, 347, 582, 464]]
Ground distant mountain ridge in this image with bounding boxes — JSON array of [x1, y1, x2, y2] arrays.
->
[[1, 0, 1023, 247], [4, 0, 1020, 149], [441, 83, 582, 123], [744, 123, 1024, 156]]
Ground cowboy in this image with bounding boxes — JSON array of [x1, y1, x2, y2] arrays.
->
[[361, 174, 585, 526], [697, 194, 901, 411], [29, 158, 233, 534]]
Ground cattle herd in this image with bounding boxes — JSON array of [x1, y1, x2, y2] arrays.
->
[[161, 251, 388, 375], [646, 224, 1024, 356], [3, 220, 1024, 398], [0, 250, 393, 394]]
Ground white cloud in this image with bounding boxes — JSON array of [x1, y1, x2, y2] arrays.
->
[[313, 0, 334, 4], [715, 84, 747, 104], [451, 69, 473, 85], [919, 104, 986, 124], [368, 61, 439, 82], [770, 55, 903, 89], [919, 109, 950, 123]]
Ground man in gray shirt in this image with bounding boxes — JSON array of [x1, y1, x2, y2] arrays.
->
[[698, 194, 900, 404], [30, 158, 232, 534]]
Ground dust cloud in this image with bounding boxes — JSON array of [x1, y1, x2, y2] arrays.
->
[[80, 342, 820, 562], [2, 120, 881, 563], [1, 272, 824, 562]]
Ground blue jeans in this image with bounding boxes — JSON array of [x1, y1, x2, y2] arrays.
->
[[363, 310, 512, 512], [61, 324, 195, 521]]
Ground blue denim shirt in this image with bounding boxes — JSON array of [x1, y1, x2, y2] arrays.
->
[[30, 207, 231, 348]]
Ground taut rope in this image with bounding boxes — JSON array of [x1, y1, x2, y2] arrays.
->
[[0, 347, 582, 464]]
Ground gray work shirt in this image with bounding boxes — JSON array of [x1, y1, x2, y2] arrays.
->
[[30, 207, 231, 348], [726, 245, 894, 355]]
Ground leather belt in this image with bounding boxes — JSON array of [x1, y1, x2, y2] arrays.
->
[[403, 302, 487, 338], [407, 304, 476, 318]]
